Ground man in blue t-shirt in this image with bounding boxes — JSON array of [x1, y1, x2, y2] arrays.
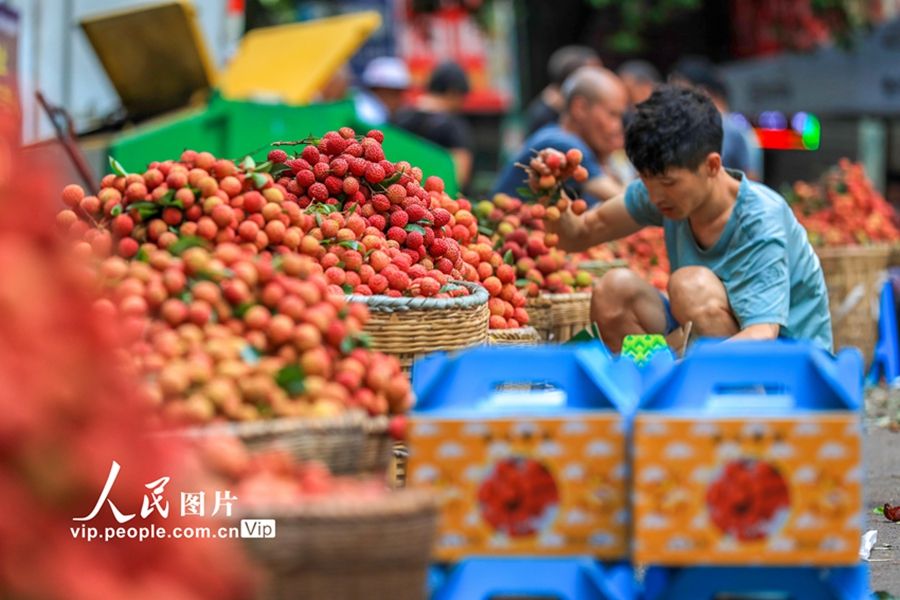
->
[[493, 67, 629, 206], [550, 85, 832, 353]]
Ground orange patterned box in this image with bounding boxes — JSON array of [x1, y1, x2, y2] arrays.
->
[[633, 414, 862, 566], [407, 414, 629, 560]]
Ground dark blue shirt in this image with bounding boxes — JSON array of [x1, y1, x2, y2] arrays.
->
[[492, 125, 604, 205]]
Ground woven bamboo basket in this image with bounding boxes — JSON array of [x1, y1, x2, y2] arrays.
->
[[816, 244, 891, 365], [528, 291, 593, 342], [241, 489, 438, 600], [176, 412, 367, 475], [489, 326, 542, 345], [360, 415, 394, 476], [578, 258, 628, 279], [347, 281, 490, 372], [525, 295, 553, 337]]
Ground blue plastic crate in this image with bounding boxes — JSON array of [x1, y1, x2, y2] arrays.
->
[[633, 340, 864, 567], [642, 564, 870, 600], [431, 557, 637, 600], [407, 343, 640, 562]]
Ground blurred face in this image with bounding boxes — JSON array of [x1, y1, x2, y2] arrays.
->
[[622, 75, 655, 106], [640, 160, 718, 220], [372, 88, 407, 115], [572, 87, 628, 158]]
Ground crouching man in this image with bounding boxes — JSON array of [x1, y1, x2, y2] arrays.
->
[[549, 85, 832, 353]]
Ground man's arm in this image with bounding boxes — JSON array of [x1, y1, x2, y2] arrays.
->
[[550, 194, 644, 252], [583, 175, 625, 203], [729, 323, 780, 341]]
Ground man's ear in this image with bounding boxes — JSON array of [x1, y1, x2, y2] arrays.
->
[[705, 152, 722, 176], [569, 96, 589, 121]]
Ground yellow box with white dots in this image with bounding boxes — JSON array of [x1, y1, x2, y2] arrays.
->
[[406, 414, 629, 561], [633, 414, 862, 566]]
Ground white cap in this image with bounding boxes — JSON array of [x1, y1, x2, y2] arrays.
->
[[361, 57, 411, 90]]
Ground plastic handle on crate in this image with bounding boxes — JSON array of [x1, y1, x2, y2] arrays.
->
[[706, 383, 795, 412], [481, 382, 568, 410]]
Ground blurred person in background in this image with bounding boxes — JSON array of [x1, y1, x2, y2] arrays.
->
[[669, 56, 762, 180], [525, 45, 602, 136], [618, 59, 661, 107], [355, 56, 411, 126], [493, 66, 629, 206], [393, 61, 474, 189]]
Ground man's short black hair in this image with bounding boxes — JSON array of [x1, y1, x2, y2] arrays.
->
[[625, 84, 723, 176], [428, 61, 470, 95]]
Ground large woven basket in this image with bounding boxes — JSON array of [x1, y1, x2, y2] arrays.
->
[[816, 244, 891, 365], [528, 291, 593, 342], [489, 326, 542, 345], [360, 415, 394, 476], [175, 413, 367, 475], [241, 488, 438, 600], [347, 281, 490, 372]]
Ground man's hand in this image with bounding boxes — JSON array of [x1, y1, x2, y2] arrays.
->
[[728, 323, 780, 341], [546, 206, 585, 252], [546, 193, 643, 253]]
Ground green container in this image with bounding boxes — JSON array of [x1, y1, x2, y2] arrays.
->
[[109, 96, 459, 195]]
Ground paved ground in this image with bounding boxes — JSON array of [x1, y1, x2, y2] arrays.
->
[[865, 387, 900, 597]]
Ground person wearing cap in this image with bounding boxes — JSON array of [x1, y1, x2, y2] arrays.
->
[[393, 61, 475, 189], [355, 57, 411, 126]]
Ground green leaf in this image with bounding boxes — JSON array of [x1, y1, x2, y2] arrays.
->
[[270, 163, 292, 178], [109, 156, 129, 177], [240, 345, 261, 365], [168, 236, 210, 256], [250, 172, 267, 189], [110, 204, 123, 217], [234, 302, 254, 318], [341, 283, 354, 294], [275, 364, 306, 396], [240, 156, 256, 171], [382, 170, 404, 186], [874, 506, 885, 515], [515, 278, 530, 287], [158, 190, 182, 209], [338, 240, 362, 251], [128, 201, 162, 220], [405, 223, 426, 235], [180, 291, 193, 303], [503, 249, 515, 265], [346, 203, 358, 215], [135, 248, 150, 263], [339, 332, 372, 354], [478, 225, 494, 236], [315, 213, 323, 227], [515, 186, 533, 199], [255, 160, 273, 174]]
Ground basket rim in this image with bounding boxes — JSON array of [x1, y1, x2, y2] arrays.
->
[[578, 258, 629, 268], [346, 280, 488, 312], [815, 244, 895, 258], [235, 487, 436, 519], [154, 411, 368, 440], [540, 290, 593, 301]]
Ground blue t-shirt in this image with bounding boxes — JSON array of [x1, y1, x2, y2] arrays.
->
[[624, 171, 833, 351], [492, 125, 604, 205]]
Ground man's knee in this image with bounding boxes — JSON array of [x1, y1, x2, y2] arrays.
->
[[668, 266, 733, 327], [592, 268, 647, 323]]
